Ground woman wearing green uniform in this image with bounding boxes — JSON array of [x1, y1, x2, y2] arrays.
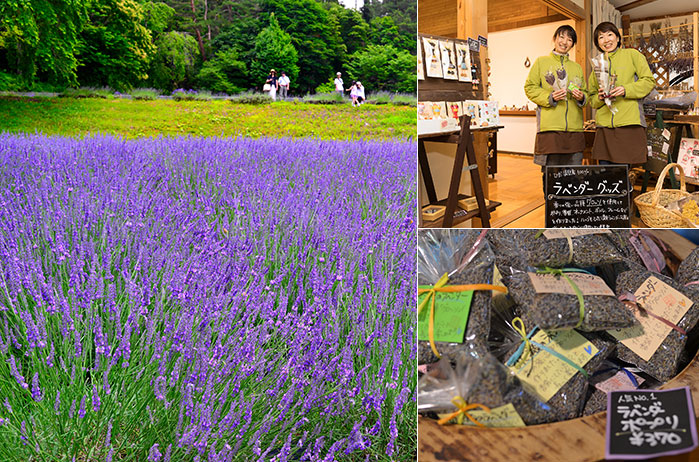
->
[[588, 22, 655, 165], [525, 25, 587, 192]]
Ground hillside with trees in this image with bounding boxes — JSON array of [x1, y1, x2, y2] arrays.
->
[[0, 0, 416, 95]]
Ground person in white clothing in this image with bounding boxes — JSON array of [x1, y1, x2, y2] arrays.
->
[[278, 72, 290, 99], [354, 81, 365, 105], [334, 72, 344, 96]]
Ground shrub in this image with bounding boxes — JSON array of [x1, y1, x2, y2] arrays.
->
[[59, 87, 114, 99], [129, 88, 162, 100], [302, 92, 347, 104], [228, 91, 271, 105]]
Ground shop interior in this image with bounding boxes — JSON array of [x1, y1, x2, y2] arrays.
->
[[418, 0, 699, 229]]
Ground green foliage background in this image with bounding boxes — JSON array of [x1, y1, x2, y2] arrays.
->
[[0, 0, 416, 94]]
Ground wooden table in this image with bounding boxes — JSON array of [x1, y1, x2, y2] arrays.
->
[[419, 117, 502, 228]]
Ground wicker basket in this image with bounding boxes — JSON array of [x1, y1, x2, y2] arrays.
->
[[634, 162, 691, 228]]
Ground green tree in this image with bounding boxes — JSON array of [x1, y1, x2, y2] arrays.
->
[[196, 48, 247, 94], [328, 5, 369, 57], [346, 44, 415, 93], [262, 0, 345, 93], [0, 0, 87, 87], [149, 31, 200, 91], [250, 14, 298, 91], [76, 0, 155, 91]]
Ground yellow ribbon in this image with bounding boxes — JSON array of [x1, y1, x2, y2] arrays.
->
[[437, 396, 491, 426], [418, 273, 507, 358], [512, 317, 534, 365]]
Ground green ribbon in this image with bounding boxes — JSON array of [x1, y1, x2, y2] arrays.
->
[[536, 267, 589, 329]]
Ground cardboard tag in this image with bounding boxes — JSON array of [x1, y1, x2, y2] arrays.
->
[[609, 277, 693, 362], [662, 142, 670, 154], [417, 287, 473, 343], [543, 229, 611, 239], [606, 387, 698, 459], [510, 329, 598, 402], [438, 403, 526, 428], [529, 272, 615, 296], [595, 370, 645, 393], [662, 128, 671, 140]]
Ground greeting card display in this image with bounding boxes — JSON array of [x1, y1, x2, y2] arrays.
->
[[454, 42, 472, 82], [678, 138, 699, 179], [418, 102, 434, 120], [462, 101, 480, 127], [447, 102, 463, 119], [479, 101, 499, 127], [440, 41, 458, 80], [423, 37, 443, 78]]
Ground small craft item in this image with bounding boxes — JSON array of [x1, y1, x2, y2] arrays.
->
[[491, 229, 626, 270], [500, 316, 616, 422], [440, 41, 458, 80], [502, 266, 637, 332], [418, 230, 504, 365], [421, 205, 445, 222], [610, 268, 699, 381], [454, 42, 472, 82]]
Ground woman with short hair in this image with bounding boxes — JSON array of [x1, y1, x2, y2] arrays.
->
[[524, 25, 588, 192], [588, 21, 655, 165]]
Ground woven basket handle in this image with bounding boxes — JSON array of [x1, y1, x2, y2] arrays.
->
[[651, 162, 687, 207]]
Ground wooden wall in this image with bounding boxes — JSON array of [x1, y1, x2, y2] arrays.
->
[[418, 0, 458, 37], [488, 0, 568, 32]]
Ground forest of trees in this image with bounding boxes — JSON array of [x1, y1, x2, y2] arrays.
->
[[0, 0, 416, 95]]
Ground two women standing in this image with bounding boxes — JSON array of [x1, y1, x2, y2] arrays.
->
[[525, 22, 656, 190]]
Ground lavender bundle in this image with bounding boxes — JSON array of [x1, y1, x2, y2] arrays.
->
[[0, 133, 416, 461], [591, 53, 618, 114]]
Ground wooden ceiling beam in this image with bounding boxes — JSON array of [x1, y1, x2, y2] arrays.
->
[[539, 0, 585, 20], [617, 0, 660, 13]]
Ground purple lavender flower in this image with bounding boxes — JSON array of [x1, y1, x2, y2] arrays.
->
[[31, 372, 42, 401], [557, 67, 567, 80], [78, 396, 86, 419], [92, 385, 100, 412], [544, 71, 556, 85], [148, 443, 162, 461]]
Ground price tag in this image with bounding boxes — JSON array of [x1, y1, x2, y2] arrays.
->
[[662, 128, 671, 140], [606, 387, 698, 459], [595, 370, 645, 393], [609, 277, 692, 362], [417, 287, 473, 343], [662, 142, 670, 154], [529, 272, 615, 296]]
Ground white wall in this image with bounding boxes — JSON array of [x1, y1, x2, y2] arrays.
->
[[489, 20, 577, 153]]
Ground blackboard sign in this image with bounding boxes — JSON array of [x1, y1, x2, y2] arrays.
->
[[545, 165, 631, 228], [606, 387, 698, 459], [467, 37, 480, 52], [478, 35, 488, 48]]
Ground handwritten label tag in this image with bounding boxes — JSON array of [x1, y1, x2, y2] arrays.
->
[[543, 229, 611, 239], [609, 277, 692, 362], [528, 272, 615, 296], [438, 403, 526, 428], [595, 370, 645, 393], [606, 387, 698, 459], [417, 287, 473, 343], [662, 142, 670, 154], [510, 329, 598, 402], [662, 128, 671, 140]]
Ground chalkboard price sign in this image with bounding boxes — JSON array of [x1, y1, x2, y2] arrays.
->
[[545, 165, 631, 228], [606, 387, 698, 460]]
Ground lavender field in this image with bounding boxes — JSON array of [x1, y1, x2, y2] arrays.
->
[[0, 133, 416, 461]]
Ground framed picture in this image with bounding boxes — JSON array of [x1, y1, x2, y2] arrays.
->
[[447, 101, 463, 119], [454, 42, 472, 82], [417, 39, 425, 80], [440, 41, 458, 80], [418, 101, 434, 120], [422, 37, 443, 78]]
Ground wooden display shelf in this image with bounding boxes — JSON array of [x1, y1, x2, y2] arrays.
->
[[419, 347, 699, 462], [421, 194, 501, 228]]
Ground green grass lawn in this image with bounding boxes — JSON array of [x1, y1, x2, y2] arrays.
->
[[0, 96, 416, 140]]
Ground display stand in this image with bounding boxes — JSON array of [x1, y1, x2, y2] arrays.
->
[[419, 115, 501, 228]]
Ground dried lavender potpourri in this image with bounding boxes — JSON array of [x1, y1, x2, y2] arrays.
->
[[612, 267, 699, 382], [418, 230, 496, 364], [502, 271, 637, 331], [677, 246, 699, 287], [488, 229, 626, 269]]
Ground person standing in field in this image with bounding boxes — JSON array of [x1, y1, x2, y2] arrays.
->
[[334, 72, 344, 96], [266, 69, 278, 101], [278, 72, 290, 99]]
